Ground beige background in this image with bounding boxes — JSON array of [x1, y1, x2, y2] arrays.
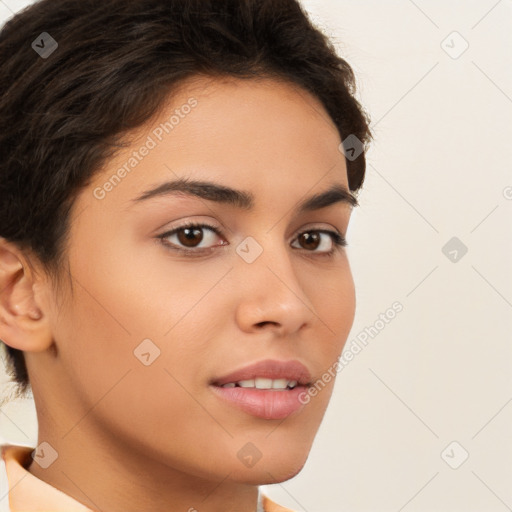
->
[[1, 0, 511, 510]]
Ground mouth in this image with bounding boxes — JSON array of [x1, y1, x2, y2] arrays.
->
[[214, 378, 302, 390], [209, 359, 313, 420]]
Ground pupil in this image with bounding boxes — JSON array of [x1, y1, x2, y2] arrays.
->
[[179, 227, 203, 247], [301, 232, 319, 250]]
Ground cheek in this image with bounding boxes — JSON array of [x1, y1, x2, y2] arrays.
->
[[333, 271, 356, 342], [308, 259, 356, 346], [56, 241, 231, 401], [51, 249, 234, 462], [305, 262, 356, 395]]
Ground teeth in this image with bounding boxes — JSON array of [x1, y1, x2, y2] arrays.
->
[[255, 377, 273, 389], [271, 378, 289, 390], [220, 378, 298, 390]]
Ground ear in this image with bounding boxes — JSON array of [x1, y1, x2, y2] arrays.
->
[[0, 238, 54, 352]]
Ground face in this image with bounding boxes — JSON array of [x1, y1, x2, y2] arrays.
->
[[26, 75, 356, 484]]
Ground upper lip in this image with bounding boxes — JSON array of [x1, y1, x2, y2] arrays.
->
[[211, 359, 312, 387]]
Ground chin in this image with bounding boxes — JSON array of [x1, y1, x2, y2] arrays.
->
[[265, 457, 308, 483], [229, 451, 309, 485]]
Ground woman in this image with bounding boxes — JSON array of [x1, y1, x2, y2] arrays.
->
[[0, 0, 372, 510]]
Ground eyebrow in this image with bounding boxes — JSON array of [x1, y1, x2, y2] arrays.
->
[[131, 177, 358, 212]]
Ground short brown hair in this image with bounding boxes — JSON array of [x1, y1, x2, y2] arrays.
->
[[0, 0, 372, 397]]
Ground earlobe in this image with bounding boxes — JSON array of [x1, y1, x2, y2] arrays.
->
[[0, 238, 53, 353]]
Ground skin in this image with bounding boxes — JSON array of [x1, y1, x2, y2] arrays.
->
[[0, 75, 356, 512]]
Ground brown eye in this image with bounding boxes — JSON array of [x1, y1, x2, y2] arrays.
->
[[298, 231, 321, 251], [158, 222, 225, 253], [177, 226, 204, 248], [291, 229, 347, 256], [158, 223, 345, 257]]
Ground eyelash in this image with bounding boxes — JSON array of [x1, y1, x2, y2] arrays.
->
[[157, 221, 347, 258]]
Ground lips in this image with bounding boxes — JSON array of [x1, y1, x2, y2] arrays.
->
[[210, 359, 313, 420], [211, 359, 312, 387]]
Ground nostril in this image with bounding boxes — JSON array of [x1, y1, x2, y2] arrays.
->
[[256, 321, 279, 328]]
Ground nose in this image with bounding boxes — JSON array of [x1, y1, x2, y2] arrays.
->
[[233, 237, 318, 336]]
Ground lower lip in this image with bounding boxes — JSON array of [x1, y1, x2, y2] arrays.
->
[[210, 384, 308, 420]]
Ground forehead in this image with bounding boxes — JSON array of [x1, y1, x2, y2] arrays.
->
[[83, 75, 348, 216]]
